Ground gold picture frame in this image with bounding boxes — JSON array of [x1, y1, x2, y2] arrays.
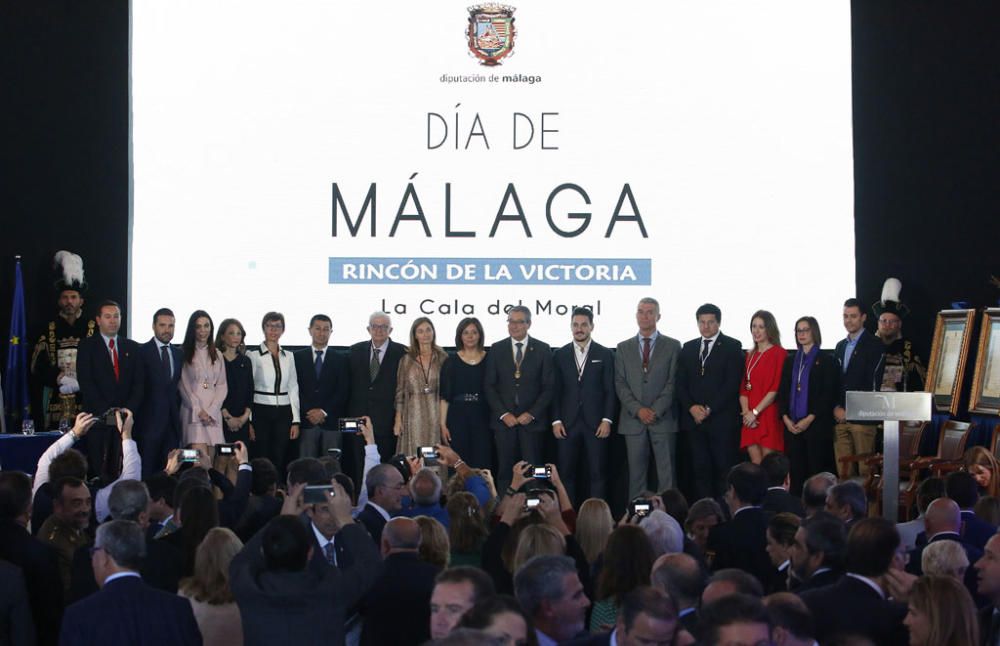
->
[[970, 308, 1000, 415], [925, 309, 976, 415]]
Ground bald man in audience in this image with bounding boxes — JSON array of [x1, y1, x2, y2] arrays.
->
[[360, 517, 440, 645], [801, 472, 837, 518], [651, 553, 704, 635], [905, 497, 982, 601], [701, 569, 764, 606]]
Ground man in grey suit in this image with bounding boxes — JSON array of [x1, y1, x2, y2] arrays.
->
[[615, 297, 681, 498]]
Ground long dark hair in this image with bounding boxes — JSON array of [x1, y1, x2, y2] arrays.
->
[[182, 310, 218, 364], [177, 486, 220, 578]]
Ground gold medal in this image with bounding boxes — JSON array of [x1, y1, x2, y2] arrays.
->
[[515, 370, 521, 379], [745, 382, 752, 391]]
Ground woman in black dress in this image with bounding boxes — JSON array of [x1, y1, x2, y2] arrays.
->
[[439, 317, 492, 469], [215, 318, 253, 446]]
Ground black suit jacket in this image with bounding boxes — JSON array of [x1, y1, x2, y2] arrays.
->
[[565, 632, 612, 646], [0, 559, 34, 646], [762, 488, 806, 517], [906, 532, 983, 604], [484, 337, 554, 433], [706, 507, 776, 589], [833, 330, 883, 411], [777, 351, 839, 427], [60, 575, 201, 646], [357, 503, 389, 545], [792, 567, 841, 595], [77, 333, 144, 415], [961, 510, 997, 551], [68, 533, 183, 601], [0, 520, 62, 646], [136, 339, 182, 442], [230, 523, 381, 646], [800, 575, 908, 645], [551, 341, 615, 430], [676, 333, 744, 433], [360, 552, 440, 646], [347, 340, 406, 438], [295, 347, 349, 430]]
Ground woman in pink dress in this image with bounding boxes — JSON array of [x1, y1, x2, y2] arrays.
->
[[740, 310, 786, 464], [180, 310, 228, 455]]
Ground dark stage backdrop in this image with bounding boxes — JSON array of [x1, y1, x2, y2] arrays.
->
[[2, 0, 998, 382]]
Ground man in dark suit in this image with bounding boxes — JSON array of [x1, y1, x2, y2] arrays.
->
[[59, 519, 201, 646], [974, 534, 1000, 646], [676, 303, 744, 500], [650, 553, 704, 636], [788, 511, 845, 594], [76, 299, 144, 481], [566, 586, 680, 646], [346, 312, 406, 475], [0, 559, 34, 646], [906, 498, 983, 602], [360, 517, 440, 645], [356, 463, 406, 545], [0, 471, 63, 646], [761, 452, 806, 517], [295, 314, 349, 459], [832, 298, 884, 479], [800, 517, 908, 646], [230, 483, 381, 646], [551, 307, 616, 504], [707, 463, 775, 590], [825, 480, 867, 529], [615, 297, 682, 498], [136, 308, 182, 478], [484, 305, 555, 493], [947, 470, 998, 551]]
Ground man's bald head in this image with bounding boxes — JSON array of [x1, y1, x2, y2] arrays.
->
[[651, 552, 704, 611], [924, 497, 961, 536], [382, 517, 422, 555]]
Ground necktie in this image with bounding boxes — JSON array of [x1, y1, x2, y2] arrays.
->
[[642, 337, 651, 372], [700, 338, 711, 363], [160, 344, 171, 378], [109, 338, 120, 381], [315, 349, 324, 379], [323, 541, 336, 566], [369, 347, 381, 382], [515, 341, 524, 365]]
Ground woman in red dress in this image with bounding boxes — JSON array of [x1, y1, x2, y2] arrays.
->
[[740, 310, 787, 464]]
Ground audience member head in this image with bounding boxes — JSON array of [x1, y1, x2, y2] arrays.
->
[[766, 512, 800, 569], [430, 566, 497, 640], [0, 471, 33, 525], [616, 586, 679, 646], [333, 473, 356, 505], [651, 552, 704, 613], [286, 457, 327, 488], [699, 594, 771, 646], [843, 517, 899, 578], [922, 540, 969, 581], [513, 524, 565, 573], [317, 456, 340, 480], [802, 472, 837, 517], [305, 486, 343, 541], [639, 509, 684, 558], [410, 468, 443, 507], [702, 569, 764, 606], [514, 555, 589, 643], [761, 452, 792, 490], [262, 515, 310, 572], [367, 463, 406, 513], [178, 486, 220, 573], [576, 498, 614, 564], [501, 513, 545, 575], [789, 511, 846, 582], [171, 477, 210, 526], [945, 470, 980, 510], [47, 449, 87, 483], [964, 446, 1000, 497], [108, 479, 150, 527], [52, 476, 91, 530], [976, 496, 1000, 526], [91, 520, 146, 586], [596, 525, 655, 605], [976, 534, 1000, 604], [904, 575, 979, 646], [145, 472, 177, 521], [179, 527, 244, 604], [177, 465, 211, 487], [381, 516, 421, 557], [658, 489, 689, 526], [447, 492, 488, 554], [923, 497, 961, 538], [250, 458, 278, 496], [455, 595, 530, 646], [915, 477, 945, 517], [725, 462, 768, 513], [764, 593, 815, 646], [415, 515, 450, 569], [686, 498, 724, 550], [825, 481, 866, 523]]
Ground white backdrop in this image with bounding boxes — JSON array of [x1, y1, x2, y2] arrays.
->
[[131, 1, 853, 348]]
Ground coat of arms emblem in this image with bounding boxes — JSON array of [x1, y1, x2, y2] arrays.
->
[[467, 4, 516, 66]]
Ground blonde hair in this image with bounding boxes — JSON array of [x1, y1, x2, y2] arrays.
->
[[964, 446, 1000, 497], [921, 541, 969, 580], [414, 515, 450, 569], [178, 527, 243, 604], [908, 575, 979, 646], [512, 524, 566, 573], [576, 498, 614, 564]]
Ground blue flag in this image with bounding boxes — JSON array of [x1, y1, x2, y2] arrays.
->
[[4, 258, 30, 425]]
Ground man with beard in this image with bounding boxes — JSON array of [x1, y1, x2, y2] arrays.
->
[[872, 278, 926, 392], [31, 251, 96, 429]]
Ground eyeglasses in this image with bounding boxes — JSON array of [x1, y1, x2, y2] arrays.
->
[[795, 328, 811, 334]]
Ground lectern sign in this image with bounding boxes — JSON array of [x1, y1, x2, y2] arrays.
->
[[845, 391, 932, 422]]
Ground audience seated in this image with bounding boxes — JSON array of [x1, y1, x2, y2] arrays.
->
[[590, 525, 656, 632], [357, 463, 405, 545], [707, 463, 776, 589], [59, 520, 201, 646], [896, 477, 943, 551], [788, 511, 845, 593], [415, 515, 451, 569], [178, 527, 244, 646], [801, 472, 837, 518], [764, 592, 817, 646], [765, 512, 800, 593], [429, 566, 497, 640], [945, 471, 996, 550], [905, 497, 982, 602], [454, 594, 531, 646], [800, 517, 908, 645], [904, 575, 979, 646], [761, 453, 806, 517], [446, 492, 488, 567], [360, 517, 440, 646], [651, 553, 704, 635], [514, 554, 590, 645], [825, 481, 866, 528], [697, 593, 771, 646]]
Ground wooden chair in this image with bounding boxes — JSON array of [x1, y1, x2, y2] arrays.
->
[[887, 420, 973, 519], [864, 421, 927, 517], [991, 423, 1000, 457]]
